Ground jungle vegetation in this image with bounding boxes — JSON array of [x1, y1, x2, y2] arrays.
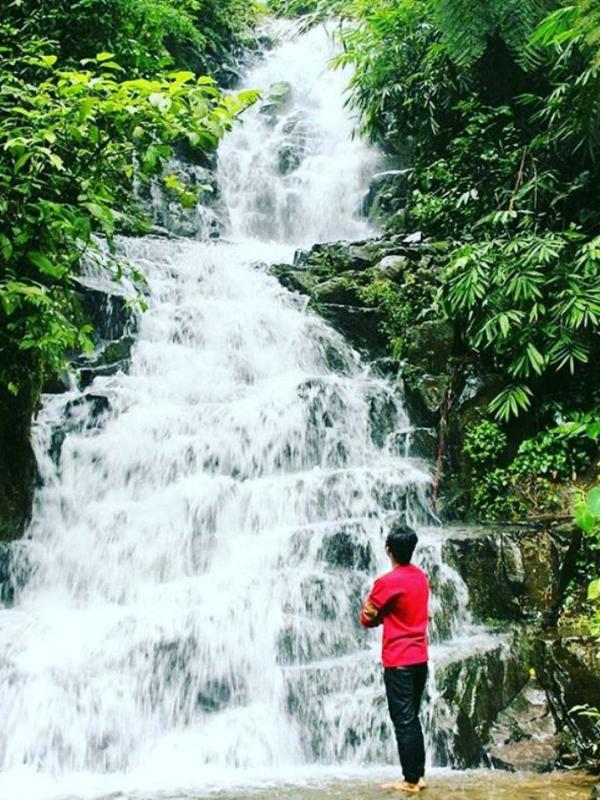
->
[[0, 0, 259, 398]]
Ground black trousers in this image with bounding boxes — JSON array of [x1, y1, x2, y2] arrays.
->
[[384, 663, 428, 784]]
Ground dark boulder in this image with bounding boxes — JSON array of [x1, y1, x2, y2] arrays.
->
[[0, 541, 30, 605], [434, 639, 528, 768], [533, 633, 600, 768], [0, 383, 38, 542], [404, 320, 455, 376], [312, 275, 365, 306], [77, 335, 135, 389], [75, 274, 137, 343], [311, 302, 387, 357], [487, 681, 559, 772], [363, 169, 412, 224]]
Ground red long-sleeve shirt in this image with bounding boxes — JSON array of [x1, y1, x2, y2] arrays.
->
[[360, 564, 429, 668]]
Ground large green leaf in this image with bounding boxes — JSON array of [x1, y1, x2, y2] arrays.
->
[[587, 487, 600, 516]]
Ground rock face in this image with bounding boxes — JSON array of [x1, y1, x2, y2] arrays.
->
[[0, 383, 38, 542], [362, 169, 412, 227], [434, 639, 529, 768], [487, 681, 560, 772], [260, 81, 293, 119], [442, 523, 581, 626], [438, 523, 600, 770], [533, 634, 600, 767], [147, 160, 225, 239], [270, 235, 443, 360], [0, 540, 29, 604]]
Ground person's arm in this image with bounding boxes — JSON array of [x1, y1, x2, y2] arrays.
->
[[359, 575, 398, 628]]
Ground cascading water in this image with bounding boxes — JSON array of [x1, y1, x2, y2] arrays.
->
[[0, 21, 502, 800]]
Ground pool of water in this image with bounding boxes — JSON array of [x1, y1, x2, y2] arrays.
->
[[181, 772, 596, 800]]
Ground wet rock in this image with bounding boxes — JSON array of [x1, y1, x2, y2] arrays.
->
[[146, 159, 225, 239], [409, 427, 438, 460], [363, 169, 411, 224], [65, 392, 111, 426], [442, 523, 581, 625], [277, 113, 313, 175], [317, 531, 374, 572], [404, 320, 455, 376], [312, 275, 365, 306], [369, 358, 401, 379], [0, 541, 30, 605], [488, 681, 559, 772], [311, 303, 387, 356], [375, 254, 410, 280], [260, 81, 293, 118], [79, 361, 129, 389], [77, 335, 135, 389], [292, 236, 416, 273], [75, 274, 136, 343], [368, 391, 399, 448], [406, 372, 451, 416], [0, 383, 37, 542], [278, 142, 303, 175], [435, 639, 528, 768], [533, 634, 600, 768], [268, 265, 321, 295], [148, 638, 246, 718], [452, 369, 507, 433]]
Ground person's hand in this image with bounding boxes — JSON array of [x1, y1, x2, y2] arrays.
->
[[361, 601, 380, 622]]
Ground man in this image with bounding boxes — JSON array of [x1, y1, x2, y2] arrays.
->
[[360, 521, 430, 795]]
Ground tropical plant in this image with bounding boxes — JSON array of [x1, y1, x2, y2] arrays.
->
[[442, 231, 600, 419], [432, 0, 554, 68], [574, 485, 600, 637]]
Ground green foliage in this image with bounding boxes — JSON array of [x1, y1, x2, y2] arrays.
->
[[357, 264, 438, 356], [441, 231, 600, 419], [334, 0, 457, 150], [463, 419, 507, 466], [0, 25, 257, 393], [3, 0, 259, 77], [268, 0, 325, 16], [432, 0, 552, 68], [574, 485, 600, 637], [464, 414, 598, 519]]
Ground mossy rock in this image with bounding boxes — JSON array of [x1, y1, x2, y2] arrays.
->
[[363, 169, 412, 224], [260, 81, 293, 117], [533, 633, 600, 768], [310, 302, 388, 356], [403, 319, 455, 375], [312, 275, 365, 305], [442, 523, 582, 625]]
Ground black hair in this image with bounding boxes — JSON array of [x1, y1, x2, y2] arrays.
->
[[385, 520, 418, 565]]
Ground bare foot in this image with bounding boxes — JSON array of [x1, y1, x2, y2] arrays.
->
[[380, 781, 421, 794], [418, 777, 427, 789]]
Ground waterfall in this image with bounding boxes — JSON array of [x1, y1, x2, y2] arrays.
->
[[0, 21, 500, 800]]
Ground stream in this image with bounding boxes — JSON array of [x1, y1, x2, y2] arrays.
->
[[0, 20, 589, 800]]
